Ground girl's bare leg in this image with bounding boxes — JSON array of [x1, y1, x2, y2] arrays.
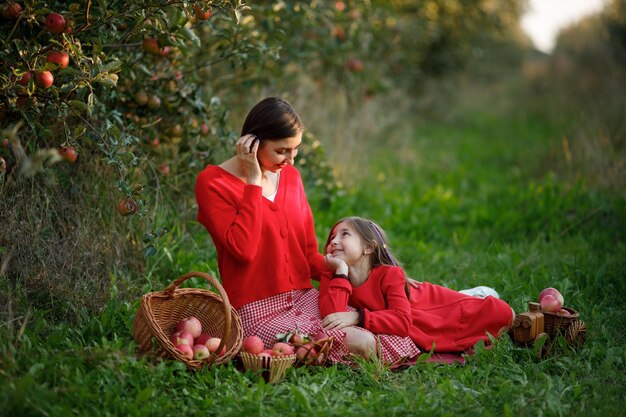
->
[[343, 327, 377, 359]]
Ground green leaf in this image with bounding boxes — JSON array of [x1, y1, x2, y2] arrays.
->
[[143, 245, 157, 259], [102, 60, 123, 73], [182, 28, 201, 48], [69, 100, 89, 113]]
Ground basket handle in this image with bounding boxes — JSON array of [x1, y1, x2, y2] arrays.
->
[[165, 271, 232, 359]]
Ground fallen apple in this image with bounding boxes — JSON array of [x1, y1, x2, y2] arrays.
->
[[58, 146, 77, 163], [116, 198, 138, 216], [242, 335, 265, 355], [176, 316, 202, 338]]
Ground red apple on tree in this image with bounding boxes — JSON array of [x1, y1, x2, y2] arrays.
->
[[47, 51, 70, 69], [2, 3, 22, 20], [194, 5, 212, 20], [170, 330, 194, 346], [45, 12, 66, 34], [271, 342, 295, 356], [242, 335, 265, 354], [35, 71, 54, 89], [192, 344, 210, 360], [147, 95, 161, 110], [17, 71, 31, 86], [176, 344, 194, 360], [58, 146, 77, 163], [143, 37, 162, 56], [176, 316, 202, 338], [116, 198, 138, 216], [134, 91, 149, 106]]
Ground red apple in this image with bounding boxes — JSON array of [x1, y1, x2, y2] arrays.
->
[[17, 71, 31, 86], [176, 316, 202, 338], [58, 146, 77, 163], [2, 3, 22, 20], [194, 333, 212, 346], [0, 157, 6, 174], [295, 345, 309, 361], [242, 335, 265, 355], [34, 71, 54, 89], [192, 344, 210, 360], [539, 287, 564, 306], [194, 5, 212, 20], [176, 344, 194, 359], [206, 337, 226, 355], [289, 332, 308, 345], [47, 51, 70, 69], [558, 308, 572, 317], [45, 12, 66, 33], [540, 294, 562, 313], [158, 164, 170, 176], [170, 330, 194, 346], [200, 123, 210, 136], [271, 342, 294, 356], [116, 198, 138, 216], [143, 37, 162, 55], [147, 95, 161, 110]]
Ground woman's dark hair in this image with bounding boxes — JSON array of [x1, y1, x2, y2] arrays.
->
[[241, 97, 303, 141]]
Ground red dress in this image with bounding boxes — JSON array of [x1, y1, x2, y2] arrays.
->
[[319, 265, 513, 352], [195, 165, 419, 363]]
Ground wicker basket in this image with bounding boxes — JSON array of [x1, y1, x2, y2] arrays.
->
[[239, 352, 296, 383], [132, 271, 243, 370], [293, 337, 334, 366], [543, 306, 579, 339]]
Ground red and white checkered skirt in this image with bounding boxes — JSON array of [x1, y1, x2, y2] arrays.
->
[[236, 288, 420, 365]]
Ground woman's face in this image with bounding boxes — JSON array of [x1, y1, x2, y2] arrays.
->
[[257, 131, 302, 173]]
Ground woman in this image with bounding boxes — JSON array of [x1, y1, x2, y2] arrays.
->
[[195, 98, 418, 363]]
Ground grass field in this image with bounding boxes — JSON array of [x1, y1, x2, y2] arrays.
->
[[2, 95, 625, 416]]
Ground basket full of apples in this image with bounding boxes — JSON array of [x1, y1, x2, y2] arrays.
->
[[132, 271, 243, 370], [239, 335, 296, 383], [275, 329, 334, 366]]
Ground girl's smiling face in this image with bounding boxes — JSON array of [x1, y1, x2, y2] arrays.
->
[[257, 131, 302, 173], [325, 221, 367, 267]]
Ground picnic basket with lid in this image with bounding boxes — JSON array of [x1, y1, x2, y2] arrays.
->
[[132, 271, 243, 370]]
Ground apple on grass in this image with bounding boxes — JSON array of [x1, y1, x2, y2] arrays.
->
[[176, 344, 193, 360], [58, 146, 77, 163], [170, 331, 194, 347], [271, 342, 294, 356], [116, 198, 138, 216], [192, 344, 210, 360], [176, 316, 202, 338], [242, 335, 265, 355]]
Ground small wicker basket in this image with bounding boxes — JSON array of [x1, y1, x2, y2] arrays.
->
[[239, 352, 296, 383], [543, 306, 579, 339], [132, 271, 243, 370], [293, 337, 334, 366]]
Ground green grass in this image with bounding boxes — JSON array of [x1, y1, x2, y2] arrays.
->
[[2, 106, 625, 417]]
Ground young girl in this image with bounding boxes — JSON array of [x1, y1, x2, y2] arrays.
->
[[319, 216, 514, 354]]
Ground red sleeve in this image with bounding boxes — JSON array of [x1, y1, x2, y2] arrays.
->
[[318, 273, 352, 317], [195, 170, 263, 263], [361, 267, 412, 337]]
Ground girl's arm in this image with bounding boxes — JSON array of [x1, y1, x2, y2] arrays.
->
[[318, 256, 352, 317], [360, 267, 412, 337]]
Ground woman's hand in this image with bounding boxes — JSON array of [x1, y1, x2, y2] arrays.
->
[[322, 311, 359, 330], [324, 254, 349, 275], [236, 134, 262, 185]]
